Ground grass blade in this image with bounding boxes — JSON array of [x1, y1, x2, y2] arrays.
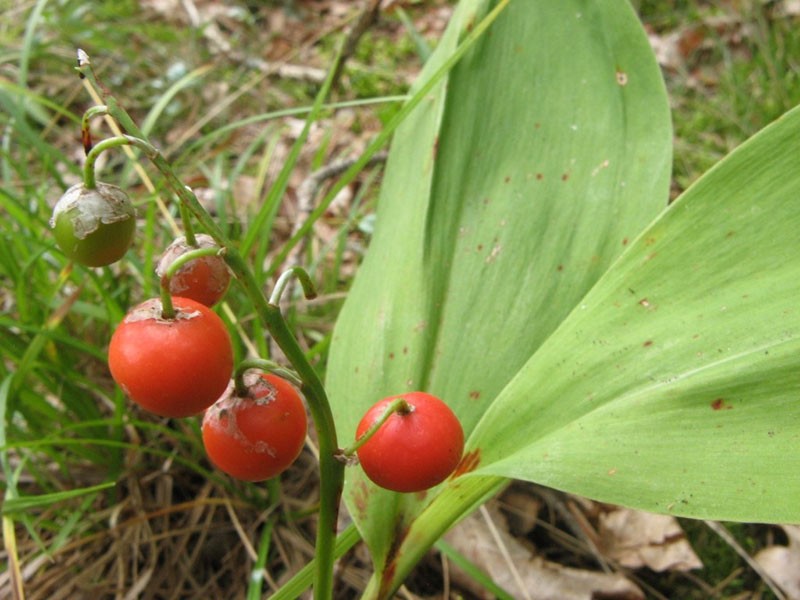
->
[[2, 481, 117, 515]]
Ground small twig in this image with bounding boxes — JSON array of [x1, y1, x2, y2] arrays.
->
[[479, 505, 532, 600], [331, 0, 383, 90], [564, 497, 612, 573], [280, 152, 387, 306], [536, 486, 612, 573], [295, 152, 388, 224], [703, 520, 787, 600]]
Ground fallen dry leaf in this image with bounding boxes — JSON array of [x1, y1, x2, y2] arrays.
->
[[755, 525, 800, 599], [444, 506, 642, 600], [598, 507, 702, 572], [775, 0, 800, 17]]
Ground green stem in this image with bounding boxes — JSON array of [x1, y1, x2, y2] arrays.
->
[[158, 245, 223, 319], [233, 357, 302, 395], [158, 281, 175, 320], [338, 397, 411, 458], [269, 266, 318, 306], [83, 134, 158, 190], [179, 200, 197, 246], [77, 51, 343, 600], [247, 518, 275, 600], [81, 105, 108, 154], [162, 245, 223, 281]]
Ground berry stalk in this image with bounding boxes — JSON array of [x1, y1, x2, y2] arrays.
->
[[233, 357, 302, 396], [80, 104, 109, 154], [338, 397, 412, 458], [82, 134, 158, 190], [269, 266, 318, 306], [157, 245, 223, 319]]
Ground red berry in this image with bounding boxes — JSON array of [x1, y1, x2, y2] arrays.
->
[[108, 297, 233, 417], [202, 373, 307, 481], [356, 392, 464, 493], [156, 234, 230, 306]]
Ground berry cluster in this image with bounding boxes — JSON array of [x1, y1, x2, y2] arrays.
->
[[58, 50, 467, 600], [52, 96, 463, 491], [52, 172, 310, 480]]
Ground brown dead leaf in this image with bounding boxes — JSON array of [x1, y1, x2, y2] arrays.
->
[[444, 506, 642, 600], [755, 525, 800, 599], [646, 9, 763, 74], [501, 487, 542, 537], [779, 0, 800, 17], [647, 29, 688, 71], [598, 507, 702, 572]]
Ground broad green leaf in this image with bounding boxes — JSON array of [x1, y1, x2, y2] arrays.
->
[[325, 0, 671, 592], [467, 100, 800, 522], [392, 99, 800, 600]]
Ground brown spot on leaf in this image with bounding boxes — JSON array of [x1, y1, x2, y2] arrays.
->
[[468, 390, 481, 400], [711, 398, 732, 411], [379, 520, 409, 598], [352, 479, 371, 520], [643, 340, 653, 347], [452, 449, 482, 478]]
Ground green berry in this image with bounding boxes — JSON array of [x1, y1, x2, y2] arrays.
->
[[50, 182, 136, 267]]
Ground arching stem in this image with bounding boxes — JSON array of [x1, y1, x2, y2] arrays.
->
[[82, 134, 158, 190], [233, 357, 303, 396], [81, 105, 109, 154], [157, 245, 223, 320], [337, 397, 412, 459], [161, 245, 223, 282], [269, 266, 318, 306]]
